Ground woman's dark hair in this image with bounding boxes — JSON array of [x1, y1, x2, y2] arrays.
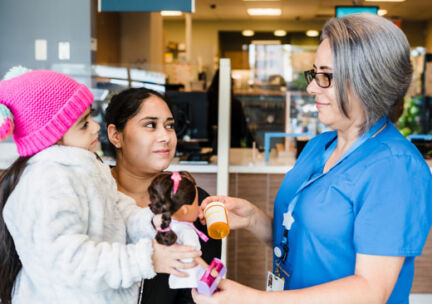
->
[[104, 88, 172, 158], [0, 156, 31, 304], [148, 171, 196, 246]]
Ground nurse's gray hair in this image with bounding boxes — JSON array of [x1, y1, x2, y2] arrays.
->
[[321, 13, 413, 133]]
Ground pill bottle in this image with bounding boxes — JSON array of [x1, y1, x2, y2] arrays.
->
[[204, 202, 230, 239]]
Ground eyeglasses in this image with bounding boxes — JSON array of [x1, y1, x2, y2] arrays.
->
[[304, 69, 333, 88]]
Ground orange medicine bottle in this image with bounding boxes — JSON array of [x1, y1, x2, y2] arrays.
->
[[204, 202, 230, 239]]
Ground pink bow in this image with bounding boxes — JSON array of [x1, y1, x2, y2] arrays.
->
[[171, 171, 182, 195]]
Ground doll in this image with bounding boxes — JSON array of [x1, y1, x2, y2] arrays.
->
[[148, 171, 221, 289]]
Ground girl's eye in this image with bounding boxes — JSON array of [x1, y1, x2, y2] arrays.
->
[[81, 121, 89, 130], [166, 123, 175, 129]]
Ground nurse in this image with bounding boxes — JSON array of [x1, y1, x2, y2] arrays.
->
[[192, 13, 432, 304]]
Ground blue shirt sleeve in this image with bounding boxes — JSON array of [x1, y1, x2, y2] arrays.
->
[[352, 154, 432, 257]]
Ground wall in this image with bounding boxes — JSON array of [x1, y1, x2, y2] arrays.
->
[[96, 12, 121, 64], [163, 18, 432, 79], [0, 0, 92, 77], [121, 12, 164, 72], [401, 21, 428, 48], [163, 18, 326, 78], [426, 20, 432, 53], [95, 12, 164, 72]]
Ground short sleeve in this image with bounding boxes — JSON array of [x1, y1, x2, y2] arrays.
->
[[352, 155, 432, 257], [178, 227, 201, 250]]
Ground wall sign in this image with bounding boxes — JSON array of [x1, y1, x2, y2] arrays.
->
[[100, 0, 194, 12]]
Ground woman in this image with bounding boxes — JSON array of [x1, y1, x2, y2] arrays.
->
[[193, 13, 432, 304], [105, 88, 221, 304]]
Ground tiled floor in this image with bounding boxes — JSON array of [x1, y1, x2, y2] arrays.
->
[[410, 294, 432, 303]]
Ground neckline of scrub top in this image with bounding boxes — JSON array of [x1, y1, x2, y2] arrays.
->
[[321, 116, 388, 173], [285, 116, 388, 217]]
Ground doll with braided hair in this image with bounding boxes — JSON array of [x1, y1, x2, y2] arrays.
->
[[148, 171, 219, 290]]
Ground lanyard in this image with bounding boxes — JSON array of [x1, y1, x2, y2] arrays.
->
[[285, 116, 388, 219], [274, 117, 388, 268]]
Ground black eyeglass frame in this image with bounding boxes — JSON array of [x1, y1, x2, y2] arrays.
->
[[304, 69, 333, 89]]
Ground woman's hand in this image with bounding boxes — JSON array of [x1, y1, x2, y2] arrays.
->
[[152, 240, 202, 277], [191, 279, 262, 304], [199, 196, 257, 230]]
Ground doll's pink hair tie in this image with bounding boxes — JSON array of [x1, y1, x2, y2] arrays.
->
[[171, 171, 182, 195], [153, 214, 171, 232], [158, 226, 172, 233]]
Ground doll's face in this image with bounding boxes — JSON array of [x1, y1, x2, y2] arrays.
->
[[172, 187, 199, 222]]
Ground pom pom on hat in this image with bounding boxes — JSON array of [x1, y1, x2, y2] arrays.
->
[[3, 65, 32, 81], [0, 103, 14, 141]]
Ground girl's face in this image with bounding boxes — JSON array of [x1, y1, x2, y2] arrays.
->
[[306, 38, 365, 131], [118, 95, 177, 174], [59, 107, 100, 152]]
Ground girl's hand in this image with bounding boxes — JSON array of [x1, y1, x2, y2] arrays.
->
[[191, 279, 262, 304], [152, 240, 201, 277], [199, 196, 257, 230]]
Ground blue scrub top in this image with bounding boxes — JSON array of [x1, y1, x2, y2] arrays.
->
[[273, 117, 432, 303]]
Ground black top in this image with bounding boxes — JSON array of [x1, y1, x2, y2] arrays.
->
[[140, 187, 222, 304]]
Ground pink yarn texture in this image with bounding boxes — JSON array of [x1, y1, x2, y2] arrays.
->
[[0, 70, 93, 156]]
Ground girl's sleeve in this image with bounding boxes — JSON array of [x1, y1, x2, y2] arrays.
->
[[352, 155, 432, 256], [18, 165, 157, 291], [115, 192, 156, 243]]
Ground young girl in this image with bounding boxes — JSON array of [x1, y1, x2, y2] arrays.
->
[[0, 69, 196, 304], [148, 171, 216, 290]]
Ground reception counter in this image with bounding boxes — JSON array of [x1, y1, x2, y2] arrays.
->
[[1, 143, 430, 173]]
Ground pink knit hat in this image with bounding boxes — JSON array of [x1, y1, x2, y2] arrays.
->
[[0, 70, 94, 156]]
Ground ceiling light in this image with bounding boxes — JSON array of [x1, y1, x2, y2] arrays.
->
[[274, 29, 287, 37], [306, 30, 319, 37], [365, 0, 405, 2], [378, 9, 388, 16], [161, 11, 182, 16], [247, 8, 281, 16], [242, 29, 255, 37]]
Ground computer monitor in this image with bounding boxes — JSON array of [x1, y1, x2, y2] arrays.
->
[[335, 6, 378, 18], [164, 91, 208, 141]]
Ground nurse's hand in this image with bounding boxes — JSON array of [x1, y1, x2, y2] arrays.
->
[[199, 196, 257, 230], [191, 279, 262, 304], [152, 240, 201, 277]]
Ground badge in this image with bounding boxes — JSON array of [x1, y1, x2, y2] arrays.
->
[[266, 271, 285, 291], [282, 210, 295, 230]]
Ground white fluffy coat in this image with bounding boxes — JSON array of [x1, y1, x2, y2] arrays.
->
[[3, 145, 156, 303]]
